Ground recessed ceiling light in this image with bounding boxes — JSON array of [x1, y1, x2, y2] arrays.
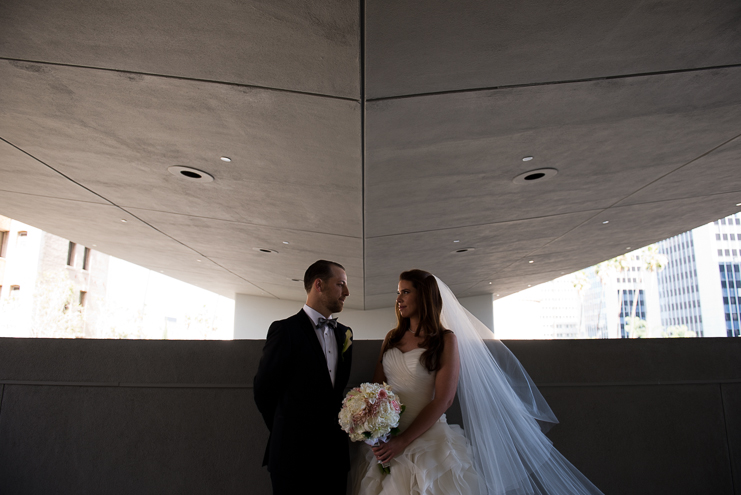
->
[[488, 282, 492, 285], [528, 260, 534, 263], [283, 241, 290, 245], [522, 156, 534, 161], [528, 285, 531, 287], [453, 240, 460, 243], [602, 220, 609, 224], [220, 156, 232, 162], [167, 166, 214, 182], [452, 247, 475, 253], [626, 247, 631, 250], [92, 244, 97, 247], [197, 259, 202, 262], [512, 168, 558, 184], [254, 248, 278, 254], [120, 219, 127, 223]]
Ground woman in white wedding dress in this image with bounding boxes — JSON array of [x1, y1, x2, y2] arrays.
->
[[351, 269, 604, 495]]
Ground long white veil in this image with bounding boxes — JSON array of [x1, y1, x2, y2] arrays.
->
[[435, 276, 604, 495]]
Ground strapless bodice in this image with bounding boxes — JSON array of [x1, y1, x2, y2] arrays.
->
[[382, 347, 436, 430]]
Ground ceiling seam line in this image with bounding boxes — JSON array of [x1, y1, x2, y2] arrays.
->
[[367, 187, 741, 240], [0, 136, 123, 207], [481, 194, 733, 278], [83, 204, 279, 297], [0, 185, 362, 239], [365, 63, 741, 102], [0, 136, 276, 297], [360, 0, 367, 310], [109, 208, 365, 239], [365, 211, 606, 238], [0, 188, 111, 205], [0, 57, 360, 103], [607, 132, 741, 208], [513, 132, 741, 262]]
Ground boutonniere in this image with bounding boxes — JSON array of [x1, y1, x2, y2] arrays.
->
[[341, 328, 353, 361]]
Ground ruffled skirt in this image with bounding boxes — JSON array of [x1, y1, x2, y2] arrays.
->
[[350, 419, 479, 495]]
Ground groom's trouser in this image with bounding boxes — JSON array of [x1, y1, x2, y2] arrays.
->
[[270, 469, 347, 495]]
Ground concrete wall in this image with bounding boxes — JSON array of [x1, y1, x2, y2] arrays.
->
[[234, 294, 398, 339], [0, 337, 739, 494]]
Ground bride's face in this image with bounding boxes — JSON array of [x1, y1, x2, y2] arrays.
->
[[397, 280, 419, 319]]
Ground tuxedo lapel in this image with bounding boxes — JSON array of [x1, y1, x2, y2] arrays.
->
[[333, 324, 345, 353], [333, 324, 352, 393], [296, 310, 324, 360]]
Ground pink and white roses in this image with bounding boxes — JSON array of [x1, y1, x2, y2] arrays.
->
[[338, 382, 404, 473]]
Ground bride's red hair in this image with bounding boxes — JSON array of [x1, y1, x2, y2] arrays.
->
[[383, 269, 451, 372]]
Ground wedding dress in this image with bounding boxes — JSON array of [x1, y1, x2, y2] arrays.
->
[[350, 346, 479, 495], [351, 276, 604, 495]]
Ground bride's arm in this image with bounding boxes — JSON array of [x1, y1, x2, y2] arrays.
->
[[371, 331, 393, 383], [372, 332, 460, 464]]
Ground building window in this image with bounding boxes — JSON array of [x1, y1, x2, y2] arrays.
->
[[9, 285, 20, 299], [79, 291, 87, 307], [16, 231, 27, 251], [0, 230, 8, 258], [67, 242, 76, 267], [82, 247, 91, 271]]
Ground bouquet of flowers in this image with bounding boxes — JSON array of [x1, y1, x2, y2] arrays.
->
[[338, 382, 404, 473]]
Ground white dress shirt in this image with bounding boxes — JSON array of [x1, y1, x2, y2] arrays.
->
[[303, 304, 339, 387]]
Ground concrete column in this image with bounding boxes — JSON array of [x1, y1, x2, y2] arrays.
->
[[458, 293, 494, 333]]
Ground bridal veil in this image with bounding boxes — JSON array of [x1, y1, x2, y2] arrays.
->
[[435, 276, 603, 495]]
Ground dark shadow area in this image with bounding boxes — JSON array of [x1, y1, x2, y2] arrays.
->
[[0, 338, 738, 494]]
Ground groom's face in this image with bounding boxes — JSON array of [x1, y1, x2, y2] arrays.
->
[[319, 266, 349, 314]]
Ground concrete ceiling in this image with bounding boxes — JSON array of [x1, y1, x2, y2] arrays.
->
[[1, 0, 741, 309]]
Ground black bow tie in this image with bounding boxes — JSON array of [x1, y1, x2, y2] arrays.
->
[[317, 317, 338, 329]]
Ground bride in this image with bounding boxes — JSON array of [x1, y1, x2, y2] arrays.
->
[[351, 269, 604, 495]]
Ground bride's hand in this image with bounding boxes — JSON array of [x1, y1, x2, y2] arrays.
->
[[372, 436, 408, 464]]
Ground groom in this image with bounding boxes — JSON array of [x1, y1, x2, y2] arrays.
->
[[254, 260, 353, 495]]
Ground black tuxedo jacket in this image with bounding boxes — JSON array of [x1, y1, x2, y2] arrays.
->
[[254, 309, 353, 474]]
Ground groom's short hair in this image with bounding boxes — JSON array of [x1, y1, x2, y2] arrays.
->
[[304, 260, 345, 293]]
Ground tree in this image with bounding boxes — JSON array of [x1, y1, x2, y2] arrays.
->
[[31, 269, 85, 338], [662, 325, 697, 338], [629, 245, 668, 332], [596, 254, 630, 338], [570, 270, 589, 337]]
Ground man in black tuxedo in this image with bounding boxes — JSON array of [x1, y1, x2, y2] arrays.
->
[[254, 260, 353, 495]]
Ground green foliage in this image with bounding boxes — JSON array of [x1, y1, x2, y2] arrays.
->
[[662, 325, 697, 338], [624, 316, 648, 338]]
